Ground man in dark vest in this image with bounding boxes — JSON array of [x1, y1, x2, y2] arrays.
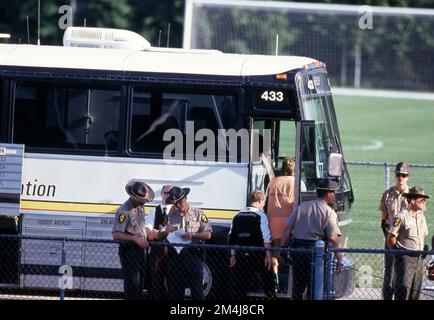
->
[[145, 184, 173, 300], [228, 189, 274, 299]]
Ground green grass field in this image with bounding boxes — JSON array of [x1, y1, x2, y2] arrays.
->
[[333, 95, 434, 248]]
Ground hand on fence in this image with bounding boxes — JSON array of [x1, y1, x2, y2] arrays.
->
[[335, 252, 343, 274], [264, 254, 272, 271], [271, 256, 279, 268]]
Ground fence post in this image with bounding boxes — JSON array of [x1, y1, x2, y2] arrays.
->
[[324, 245, 334, 300], [313, 240, 325, 300], [384, 162, 390, 190], [60, 239, 66, 300]]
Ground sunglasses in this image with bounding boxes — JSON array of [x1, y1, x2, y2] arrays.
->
[[395, 173, 409, 178]]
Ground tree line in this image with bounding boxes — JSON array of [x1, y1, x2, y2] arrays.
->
[[0, 0, 432, 48]]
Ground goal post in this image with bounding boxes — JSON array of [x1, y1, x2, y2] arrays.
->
[[184, 0, 434, 94]]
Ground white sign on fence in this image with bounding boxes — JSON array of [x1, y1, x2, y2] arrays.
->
[[0, 144, 24, 216]]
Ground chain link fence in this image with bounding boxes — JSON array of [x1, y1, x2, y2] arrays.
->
[[0, 234, 433, 300], [332, 248, 434, 300], [346, 161, 434, 249]]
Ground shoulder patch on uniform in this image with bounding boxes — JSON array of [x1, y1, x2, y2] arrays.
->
[[118, 213, 126, 223], [393, 217, 401, 227], [201, 213, 209, 223]]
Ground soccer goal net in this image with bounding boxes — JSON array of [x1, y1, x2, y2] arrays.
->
[[184, 0, 434, 94]]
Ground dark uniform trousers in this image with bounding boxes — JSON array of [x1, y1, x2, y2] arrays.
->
[[148, 206, 169, 299], [382, 240, 396, 300], [167, 248, 204, 300], [118, 243, 147, 299], [394, 253, 424, 300], [147, 243, 169, 300], [291, 239, 317, 300], [229, 251, 274, 299]]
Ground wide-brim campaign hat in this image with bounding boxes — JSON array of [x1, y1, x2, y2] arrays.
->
[[403, 186, 431, 199], [315, 178, 336, 192], [125, 179, 154, 203], [167, 186, 190, 204], [395, 162, 410, 174]]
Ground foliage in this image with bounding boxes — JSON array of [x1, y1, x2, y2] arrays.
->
[[0, 0, 184, 47], [0, 0, 431, 47]]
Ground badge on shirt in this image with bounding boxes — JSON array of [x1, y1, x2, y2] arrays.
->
[[393, 217, 401, 227], [201, 213, 209, 223], [119, 213, 126, 223]]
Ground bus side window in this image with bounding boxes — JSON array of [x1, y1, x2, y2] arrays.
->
[[130, 90, 184, 154], [13, 81, 121, 151], [65, 88, 120, 149], [130, 89, 239, 161], [14, 84, 48, 145], [188, 107, 219, 132]]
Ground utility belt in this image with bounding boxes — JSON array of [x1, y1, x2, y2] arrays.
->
[[119, 242, 147, 254], [292, 238, 320, 249], [395, 244, 423, 257]]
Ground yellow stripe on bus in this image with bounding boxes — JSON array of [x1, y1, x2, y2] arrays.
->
[[21, 200, 119, 213], [20, 200, 237, 220]]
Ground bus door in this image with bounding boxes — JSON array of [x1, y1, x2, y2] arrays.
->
[[295, 120, 317, 206], [249, 119, 273, 194], [250, 118, 313, 208], [249, 118, 298, 196]]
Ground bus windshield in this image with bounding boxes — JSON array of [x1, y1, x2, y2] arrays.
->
[[302, 95, 334, 180], [299, 72, 352, 197]]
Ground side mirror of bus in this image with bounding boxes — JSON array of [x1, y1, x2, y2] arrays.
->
[[328, 153, 343, 177]]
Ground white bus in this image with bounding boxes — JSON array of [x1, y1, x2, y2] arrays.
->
[[0, 27, 354, 298]]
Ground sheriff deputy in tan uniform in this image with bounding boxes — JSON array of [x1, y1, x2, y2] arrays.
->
[[160, 186, 212, 300], [387, 186, 430, 300], [112, 179, 154, 300], [281, 178, 342, 300], [379, 161, 410, 300]]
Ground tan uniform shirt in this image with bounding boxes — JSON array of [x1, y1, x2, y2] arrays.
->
[[267, 176, 295, 240], [287, 198, 341, 241], [112, 199, 147, 237], [167, 206, 212, 243], [389, 209, 429, 250], [379, 186, 409, 225]]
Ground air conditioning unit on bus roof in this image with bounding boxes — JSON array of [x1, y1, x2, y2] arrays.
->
[[63, 27, 151, 50]]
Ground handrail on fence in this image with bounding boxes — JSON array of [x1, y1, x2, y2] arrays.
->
[[332, 247, 434, 255], [2, 233, 432, 255], [0, 233, 317, 254], [346, 160, 434, 168], [0, 233, 433, 300]]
